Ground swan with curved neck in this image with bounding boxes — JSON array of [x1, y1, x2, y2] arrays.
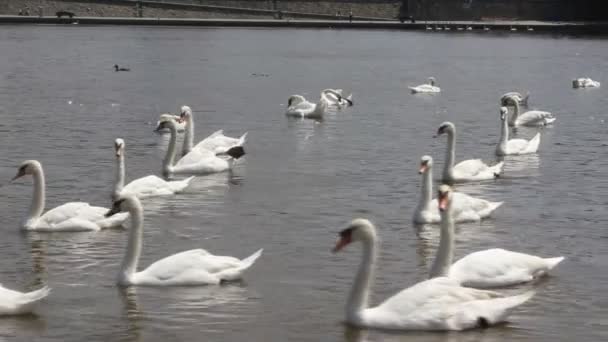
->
[[334, 218, 535, 330], [105, 194, 263, 286], [413, 156, 503, 224], [506, 96, 555, 127], [12, 160, 128, 231], [436, 122, 503, 183], [113, 138, 194, 200], [179, 105, 248, 156], [321, 89, 353, 108], [500, 91, 529, 106], [495, 107, 541, 156], [285, 93, 329, 119], [155, 113, 185, 133], [409, 77, 441, 94], [430, 185, 565, 288], [155, 117, 245, 177]]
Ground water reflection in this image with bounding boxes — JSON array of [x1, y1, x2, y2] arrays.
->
[[118, 287, 143, 342]]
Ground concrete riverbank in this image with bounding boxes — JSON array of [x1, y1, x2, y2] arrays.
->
[[1, 15, 607, 34]]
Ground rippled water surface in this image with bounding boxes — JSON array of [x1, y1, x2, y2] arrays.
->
[[0, 25, 607, 342]]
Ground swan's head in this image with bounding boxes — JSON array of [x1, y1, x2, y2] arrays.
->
[[105, 193, 139, 217], [114, 64, 119, 70], [114, 138, 125, 157], [501, 94, 518, 106], [435, 122, 454, 137], [287, 95, 305, 107], [500, 107, 508, 121], [428, 77, 436, 86], [12, 160, 41, 181], [437, 184, 453, 212], [154, 115, 177, 132], [419, 155, 433, 174], [332, 218, 376, 253]]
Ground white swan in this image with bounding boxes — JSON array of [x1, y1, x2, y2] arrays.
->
[[0, 285, 50, 315], [495, 107, 541, 156], [321, 89, 353, 108], [11, 160, 128, 232], [572, 77, 600, 88], [105, 194, 263, 286], [500, 91, 529, 106], [413, 156, 503, 224], [409, 77, 441, 94], [504, 95, 556, 127], [436, 122, 504, 183], [285, 94, 329, 119], [179, 105, 247, 156], [113, 139, 194, 200], [155, 113, 185, 133], [430, 185, 564, 288], [333, 218, 534, 331], [155, 117, 245, 177]]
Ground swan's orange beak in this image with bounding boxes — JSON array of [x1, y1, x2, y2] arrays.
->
[[438, 193, 448, 211], [419, 164, 428, 174], [333, 235, 351, 253]]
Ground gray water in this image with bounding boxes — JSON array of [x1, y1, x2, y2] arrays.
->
[[0, 25, 607, 342]]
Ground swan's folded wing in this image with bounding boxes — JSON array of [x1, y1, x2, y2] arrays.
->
[[453, 159, 488, 176], [506, 139, 531, 154], [287, 101, 316, 116], [176, 148, 217, 167], [123, 175, 172, 197], [141, 249, 243, 282], [194, 132, 242, 154], [39, 202, 97, 226]]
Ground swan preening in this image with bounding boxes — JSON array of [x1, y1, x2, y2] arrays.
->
[[431, 185, 564, 288], [409, 77, 441, 94], [413, 156, 503, 224], [496, 107, 541, 156], [12, 160, 128, 232], [572, 77, 600, 88], [155, 117, 246, 177], [0, 285, 50, 315], [113, 138, 194, 200], [500, 91, 529, 107], [503, 95, 555, 127], [285, 94, 329, 119], [105, 194, 263, 286], [333, 218, 534, 331], [321, 89, 353, 108], [436, 122, 503, 183], [179, 105, 248, 156]]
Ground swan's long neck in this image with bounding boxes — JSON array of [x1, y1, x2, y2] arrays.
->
[[162, 125, 178, 176], [498, 116, 509, 153], [27, 165, 46, 222], [347, 235, 377, 321], [182, 117, 194, 156], [418, 167, 433, 212], [510, 101, 520, 126], [443, 131, 456, 181], [429, 199, 454, 278], [120, 201, 144, 283], [114, 154, 125, 198]]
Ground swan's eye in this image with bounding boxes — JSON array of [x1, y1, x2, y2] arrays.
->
[[339, 227, 354, 239]]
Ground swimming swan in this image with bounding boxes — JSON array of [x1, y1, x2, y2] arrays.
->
[[12, 160, 128, 231], [409, 77, 441, 94], [0, 285, 50, 315], [105, 194, 263, 286], [430, 185, 564, 288], [436, 122, 503, 183], [155, 117, 245, 177], [113, 139, 194, 200], [572, 77, 600, 88], [504, 95, 555, 127], [495, 107, 541, 156], [413, 156, 503, 224], [179, 105, 247, 156], [285, 94, 329, 119], [333, 218, 534, 330]]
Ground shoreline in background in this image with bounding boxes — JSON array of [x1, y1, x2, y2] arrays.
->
[[1, 15, 607, 34]]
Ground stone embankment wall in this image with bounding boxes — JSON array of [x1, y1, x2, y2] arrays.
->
[[0, 0, 401, 20]]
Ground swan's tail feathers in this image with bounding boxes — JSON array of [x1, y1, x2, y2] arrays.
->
[[171, 176, 195, 192], [220, 146, 246, 160], [526, 132, 541, 153], [345, 94, 354, 106], [408, 86, 417, 93], [481, 201, 504, 218], [544, 256, 565, 270], [522, 92, 530, 106], [22, 286, 51, 302], [208, 129, 225, 139], [217, 249, 263, 282], [482, 290, 535, 325], [240, 249, 263, 270], [12, 286, 51, 314], [237, 132, 248, 146], [544, 117, 557, 125], [491, 161, 505, 178]]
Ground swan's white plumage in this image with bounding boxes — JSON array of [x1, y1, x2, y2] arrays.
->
[[409, 77, 441, 94], [285, 94, 329, 119], [180, 105, 247, 155], [496, 108, 541, 156], [573, 77, 600, 88], [504, 96, 555, 127], [0, 285, 50, 315]]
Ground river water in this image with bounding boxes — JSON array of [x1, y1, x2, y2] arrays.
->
[[0, 25, 607, 342]]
